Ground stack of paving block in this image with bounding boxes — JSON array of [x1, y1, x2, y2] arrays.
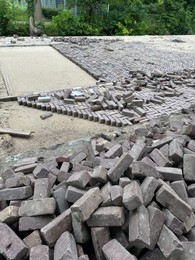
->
[[1, 116, 195, 259]]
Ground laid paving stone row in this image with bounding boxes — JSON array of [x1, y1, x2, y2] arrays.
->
[[0, 114, 195, 259], [17, 69, 195, 126]]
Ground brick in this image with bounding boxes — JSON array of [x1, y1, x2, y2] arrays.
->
[[157, 225, 183, 259], [66, 170, 91, 188], [183, 154, 195, 181], [19, 198, 56, 216], [71, 187, 103, 222], [129, 138, 146, 161], [105, 144, 123, 159], [0, 186, 32, 200], [30, 245, 49, 260], [151, 136, 172, 149], [0, 223, 28, 260], [0, 206, 19, 225], [131, 161, 160, 179], [122, 109, 135, 117], [141, 177, 158, 207], [33, 178, 51, 199], [65, 186, 86, 203], [5, 175, 31, 188], [148, 206, 165, 250], [87, 206, 125, 227], [169, 139, 183, 163], [171, 180, 189, 204], [72, 214, 90, 244], [91, 227, 110, 260], [108, 153, 133, 182], [110, 185, 123, 206], [54, 231, 78, 260], [155, 166, 183, 181], [41, 209, 72, 247], [102, 239, 137, 260], [91, 165, 108, 184], [23, 230, 42, 249], [163, 208, 184, 235], [71, 152, 87, 164], [150, 149, 172, 167], [33, 163, 49, 178], [53, 188, 69, 214], [156, 184, 192, 221], [129, 205, 150, 248], [123, 182, 143, 210], [19, 216, 53, 231]]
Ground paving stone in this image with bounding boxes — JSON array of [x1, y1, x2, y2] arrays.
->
[[41, 209, 72, 247], [33, 178, 51, 199], [157, 225, 183, 259], [102, 239, 137, 260], [141, 177, 158, 207], [54, 231, 78, 260], [33, 163, 50, 178], [107, 153, 134, 182], [79, 255, 89, 260], [66, 170, 91, 188], [14, 163, 38, 174], [183, 212, 195, 233], [65, 186, 86, 203], [129, 205, 150, 248], [53, 188, 69, 214], [156, 184, 192, 221], [0, 223, 28, 260], [151, 136, 172, 149], [19, 216, 53, 231], [148, 206, 166, 250], [169, 139, 184, 163], [178, 242, 195, 260], [129, 138, 146, 161], [187, 140, 195, 152], [110, 185, 123, 206], [5, 175, 31, 188], [188, 183, 195, 197], [139, 248, 166, 260], [91, 165, 108, 184], [123, 181, 143, 210], [119, 177, 131, 188], [72, 214, 90, 244], [105, 144, 123, 159], [111, 228, 130, 249], [150, 148, 172, 167], [171, 180, 189, 204], [186, 226, 195, 241], [71, 187, 103, 222], [0, 186, 32, 200], [87, 206, 125, 227], [163, 208, 184, 235], [71, 152, 87, 164], [131, 161, 160, 179], [101, 182, 113, 207], [19, 198, 56, 216], [183, 154, 195, 181], [30, 245, 49, 260], [0, 206, 19, 225], [155, 166, 183, 181], [23, 230, 42, 249]]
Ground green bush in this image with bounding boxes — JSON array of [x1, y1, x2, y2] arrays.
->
[[42, 8, 60, 19]]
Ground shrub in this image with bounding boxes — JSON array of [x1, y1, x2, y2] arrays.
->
[[42, 8, 60, 19]]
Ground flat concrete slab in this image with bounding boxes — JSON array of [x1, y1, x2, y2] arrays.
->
[[0, 46, 96, 95]]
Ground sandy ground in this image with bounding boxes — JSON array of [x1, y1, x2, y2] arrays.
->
[[0, 46, 96, 95]]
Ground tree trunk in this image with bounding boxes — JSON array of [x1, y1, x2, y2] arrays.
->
[[34, 0, 43, 21]]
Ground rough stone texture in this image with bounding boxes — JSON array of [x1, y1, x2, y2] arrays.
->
[[66, 170, 91, 188], [33, 178, 51, 199], [163, 208, 184, 235], [169, 139, 183, 163], [178, 242, 195, 260], [141, 177, 158, 207], [91, 165, 108, 184], [150, 149, 171, 167], [19, 216, 53, 231], [0, 206, 19, 225], [23, 230, 42, 249], [30, 245, 49, 260], [71, 187, 103, 222], [131, 161, 160, 179], [72, 214, 90, 244], [110, 185, 123, 206], [155, 167, 183, 181], [123, 182, 143, 210], [129, 138, 146, 161], [183, 154, 195, 181], [54, 231, 78, 260], [0, 186, 32, 200], [65, 186, 86, 203], [33, 163, 49, 179], [0, 223, 28, 260], [171, 180, 189, 204]]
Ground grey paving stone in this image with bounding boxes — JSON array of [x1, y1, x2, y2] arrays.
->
[[123, 181, 143, 210], [91, 165, 108, 184], [171, 180, 189, 204], [131, 161, 160, 179], [105, 144, 123, 159], [178, 242, 195, 260], [129, 138, 146, 161], [23, 230, 42, 249], [65, 186, 86, 203], [141, 177, 158, 207], [0, 186, 32, 200], [183, 154, 195, 181], [163, 208, 184, 235], [101, 182, 113, 207], [33, 163, 49, 178], [155, 166, 183, 181], [169, 139, 183, 163], [66, 170, 91, 188], [30, 245, 49, 260], [0, 206, 19, 225], [53, 187, 69, 214], [151, 136, 172, 149], [33, 178, 51, 199], [110, 185, 123, 206], [19, 216, 53, 231], [150, 149, 172, 167], [72, 214, 90, 244]]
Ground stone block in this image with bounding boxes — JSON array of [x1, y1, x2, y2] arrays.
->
[[119, 177, 131, 188], [53, 188, 69, 214], [159, 144, 169, 157], [157, 225, 183, 259], [104, 144, 123, 159], [66, 170, 91, 188], [91, 227, 110, 260], [131, 161, 160, 179], [30, 245, 49, 260], [41, 209, 72, 247], [169, 139, 183, 163], [151, 136, 172, 149], [155, 167, 183, 181], [141, 177, 158, 207], [33, 178, 51, 199], [156, 184, 192, 221], [54, 231, 78, 260], [139, 248, 166, 260], [91, 166, 108, 184], [101, 182, 113, 207], [0, 223, 28, 260], [33, 163, 49, 178], [19, 216, 53, 231], [183, 154, 195, 181], [102, 239, 137, 260], [171, 180, 189, 204], [65, 186, 86, 203], [123, 181, 143, 210], [79, 255, 89, 260], [111, 228, 130, 249], [150, 149, 172, 167], [19, 198, 56, 216], [72, 214, 90, 244], [108, 153, 133, 182], [178, 242, 195, 260], [163, 208, 184, 235], [129, 138, 146, 161], [14, 163, 38, 174], [0, 206, 19, 225], [87, 206, 125, 227], [110, 185, 123, 206], [23, 230, 42, 249], [71, 152, 87, 165], [129, 205, 150, 248], [71, 187, 103, 222], [187, 140, 195, 152], [0, 186, 32, 200], [188, 183, 195, 197], [5, 175, 30, 188]]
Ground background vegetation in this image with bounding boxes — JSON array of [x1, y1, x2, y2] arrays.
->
[[0, 0, 194, 36]]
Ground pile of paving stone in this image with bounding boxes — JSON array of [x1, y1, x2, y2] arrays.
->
[[1, 115, 195, 259], [17, 70, 195, 125]]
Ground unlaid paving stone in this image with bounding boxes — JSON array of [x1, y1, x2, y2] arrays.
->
[[139, 248, 166, 260], [169, 139, 184, 163], [0, 206, 19, 225], [141, 177, 158, 207], [87, 206, 125, 227], [163, 208, 184, 235], [0, 186, 32, 200], [104, 144, 123, 159], [72, 214, 90, 244], [171, 180, 189, 204], [107, 153, 133, 182], [188, 183, 195, 197], [53, 188, 69, 214], [33, 163, 49, 178], [123, 181, 143, 210], [71, 152, 87, 164], [183, 154, 195, 181], [101, 182, 113, 207], [148, 206, 165, 250], [187, 139, 195, 152], [129, 138, 146, 161], [30, 245, 49, 260], [19, 198, 56, 217], [129, 205, 150, 249], [14, 163, 38, 174], [79, 255, 89, 260], [66, 170, 91, 188], [91, 165, 108, 184], [0, 223, 28, 260], [23, 230, 42, 249], [91, 227, 110, 260], [151, 136, 172, 149], [102, 239, 137, 260], [41, 209, 72, 247], [5, 175, 31, 188], [110, 185, 123, 206], [156, 184, 192, 221], [19, 216, 53, 231], [65, 186, 86, 203], [183, 212, 195, 233], [131, 161, 160, 179], [178, 242, 195, 260], [119, 177, 131, 188], [54, 231, 78, 260], [157, 225, 183, 259], [71, 187, 103, 222], [33, 178, 51, 199], [155, 166, 183, 181], [150, 148, 172, 167]]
